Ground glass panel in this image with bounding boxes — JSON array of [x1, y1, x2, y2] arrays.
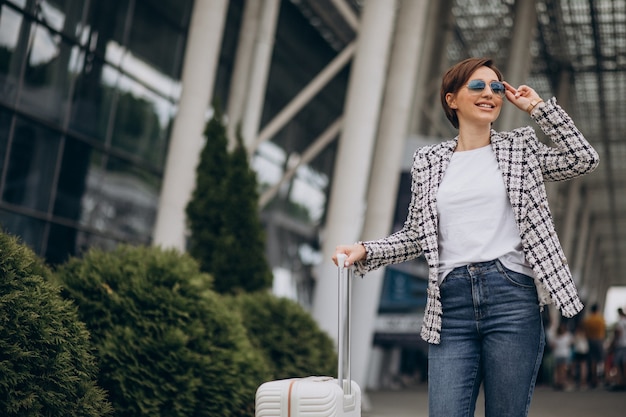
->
[[0, 5, 27, 105], [127, 1, 185, 79], [142, 0, 193, 27], [2, 117, 61, 212], [0, 209, 46, 255], [74, 229, 119, 256], [45, 223, 125, 264], [69, 56, 118, 142], [288, 164, 328, 224], [0, 109, 14, 182], [5, 0, 29, 12], [112, 74, 175, 166], [84, 0, 128, 59], [79, 155, 159, 242], [53, 136, 97, 221], [36, 0, 89, 42], [18, 22, 73, 123]]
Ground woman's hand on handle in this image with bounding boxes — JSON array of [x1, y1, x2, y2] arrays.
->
[[503, 81, 544, 114], [332, 244, 366, 267]]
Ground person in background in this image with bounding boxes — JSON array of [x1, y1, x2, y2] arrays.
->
[[611, 307, 626, 389], [333, 57, 599, 417], [550, 322, 574, 390], [583, 303, 606, 388], [572, 321, 589, 389]]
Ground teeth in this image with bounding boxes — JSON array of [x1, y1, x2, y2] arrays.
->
[[478, 104, 492, 108]]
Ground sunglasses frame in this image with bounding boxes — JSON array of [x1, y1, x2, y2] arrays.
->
[[466, 79, 506, 98]]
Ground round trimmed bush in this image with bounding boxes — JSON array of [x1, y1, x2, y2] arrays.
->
[[53, 245, 271, 417], [0, 232, 111, 416], [231, 292, 337, 380]]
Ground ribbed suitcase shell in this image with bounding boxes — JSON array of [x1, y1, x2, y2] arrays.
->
[[255, 256, 361, 417], [255, 376, 361, 417]]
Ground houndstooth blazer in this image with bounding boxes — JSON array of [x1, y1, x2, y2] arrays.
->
[[357, 98, 600, 344]]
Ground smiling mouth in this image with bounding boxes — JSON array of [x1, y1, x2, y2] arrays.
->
[[477, 103, 495, 108]]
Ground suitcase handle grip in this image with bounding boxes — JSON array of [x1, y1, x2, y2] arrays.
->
[[336, 253, 352, 395]]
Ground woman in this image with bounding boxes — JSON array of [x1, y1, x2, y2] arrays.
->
[[333, 57, 599, 417]]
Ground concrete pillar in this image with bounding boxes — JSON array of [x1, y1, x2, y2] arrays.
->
[[366, 346, 384, 390], [571, 192, 591, 286], [153, 0, 229, 250], [312, 0, 396, 374], [226, 0, 262, 148], [351, 0, 429, 390], [409, 0, 455, 137], [497, 0, 537, 131], [239, 0, 280, 152], [583, 232, 599, 302], [560, 180, 581, 260]]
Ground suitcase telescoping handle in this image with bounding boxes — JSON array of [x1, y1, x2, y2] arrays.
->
[[336, 253, 352, 396]]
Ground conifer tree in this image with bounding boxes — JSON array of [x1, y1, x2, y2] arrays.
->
[[186, 110, 272, 294], [186, 106, 229, 278]]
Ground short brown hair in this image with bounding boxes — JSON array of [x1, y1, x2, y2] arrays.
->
[[440, 57, 503, 129]]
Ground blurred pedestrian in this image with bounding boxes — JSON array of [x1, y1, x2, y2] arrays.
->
[[333, 57, 599, 417], [550, 322, 574, 390], [611, 307, 626, 389], [583, 303, 606, 387], [572, 321, 589, 389]]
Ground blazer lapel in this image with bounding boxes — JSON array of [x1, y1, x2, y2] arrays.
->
[[418, 140, 456, 269], [491, 130, 528, 224]]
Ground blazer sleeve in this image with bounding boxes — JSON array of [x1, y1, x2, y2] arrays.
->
[[354, 150, 425, 275], [529, 97, 600, 181]]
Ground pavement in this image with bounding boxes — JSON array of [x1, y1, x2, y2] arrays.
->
[[362, 384, 626, 417]]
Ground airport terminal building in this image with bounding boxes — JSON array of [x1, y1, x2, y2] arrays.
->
[[1, 0, 624, 389]]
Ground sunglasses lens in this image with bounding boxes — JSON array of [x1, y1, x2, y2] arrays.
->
[[466, 80, 505, 97], [490, 82, 505, 96], [467, 80, 486, 92]]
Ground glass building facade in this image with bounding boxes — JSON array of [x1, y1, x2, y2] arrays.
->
[[0, 0, 193, 263], [0, 0, 356, 309]]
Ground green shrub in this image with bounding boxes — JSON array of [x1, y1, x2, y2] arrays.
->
[[231, 292, 337, 380], [0, 232, 111, 416], [54, 245, 271, 417]]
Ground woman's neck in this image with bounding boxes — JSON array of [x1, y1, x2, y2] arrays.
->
[[455, 125, 491, 152]]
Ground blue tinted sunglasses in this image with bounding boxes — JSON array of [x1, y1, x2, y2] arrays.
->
[[466, 79, 506, 97]]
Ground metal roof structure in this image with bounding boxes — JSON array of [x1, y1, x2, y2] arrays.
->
[[293, 0, 625, 292], [448, 0, 626, 292]]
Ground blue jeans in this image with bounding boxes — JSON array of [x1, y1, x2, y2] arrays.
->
[[428, 259, 545, 417]]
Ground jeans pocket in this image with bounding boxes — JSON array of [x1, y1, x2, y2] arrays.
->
[[499, 264, 535, 289]]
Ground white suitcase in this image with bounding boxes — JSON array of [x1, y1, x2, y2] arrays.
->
[[255, 254, 362, 417]]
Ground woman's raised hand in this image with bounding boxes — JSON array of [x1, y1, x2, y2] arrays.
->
[[503, 81, 544, 113]]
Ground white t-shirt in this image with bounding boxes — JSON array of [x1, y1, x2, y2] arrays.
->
[[436, 144, 534, 282]]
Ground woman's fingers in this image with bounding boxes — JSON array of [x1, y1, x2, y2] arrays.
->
[[333, 244, 366, 266]]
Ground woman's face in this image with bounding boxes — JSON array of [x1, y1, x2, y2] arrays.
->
[[445, 66, 503, 129]]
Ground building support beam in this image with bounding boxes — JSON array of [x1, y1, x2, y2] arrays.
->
[[253, 43, 356, 151], [497, 0, 537, 131], [410, 0, 455, 138], [560, 180, 582, 262], [583, 231, 600, 303], [259, 118, 343, 207], [312, 0, 397, 388], [239, 0, 281, 152], [351, 0, 430, 390], [571, 191, 591, 288], [153, 0, 229, 250], [226, 0, 263, 148]]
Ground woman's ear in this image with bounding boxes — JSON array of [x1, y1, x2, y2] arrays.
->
[[446, 93, 457, 109]]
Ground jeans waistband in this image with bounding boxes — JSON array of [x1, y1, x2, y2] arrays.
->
[[451, 259, 503, 274]]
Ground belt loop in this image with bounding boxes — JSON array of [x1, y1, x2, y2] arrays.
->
[[494, 258, 504, 273]]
